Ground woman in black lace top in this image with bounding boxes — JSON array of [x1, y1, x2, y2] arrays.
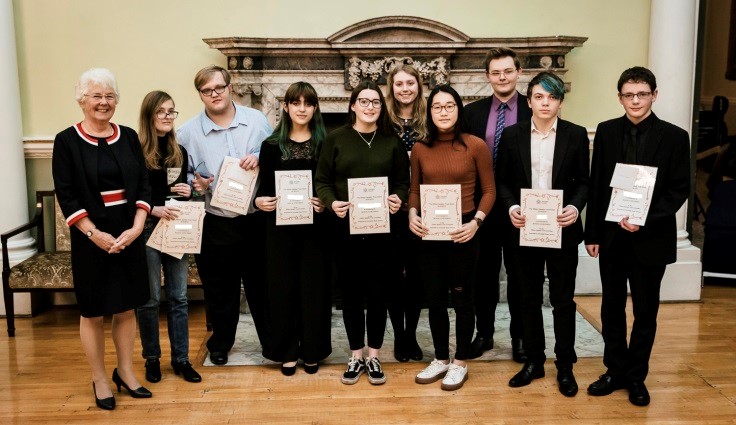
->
[[254, 82, 331, 375]]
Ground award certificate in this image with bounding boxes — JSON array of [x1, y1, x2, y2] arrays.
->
[[160, 201, 206, 254], [210, 156, 259, 215], [348, 177, 390, 234], [605, 163, 657, 226], [420, 184, 461, 241], [519, 188, 563, 248], [275, 170, 313, 225]]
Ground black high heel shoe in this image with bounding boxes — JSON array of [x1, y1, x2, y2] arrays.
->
[[112, 368, 152, 398], [93, 382, 115, 410], [281, 362, 297, 376]]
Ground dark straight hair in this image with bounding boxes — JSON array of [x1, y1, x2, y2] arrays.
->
[[424, 84, 465, 147], [264, 81, 326, 159], [346, 80, 389, 134]]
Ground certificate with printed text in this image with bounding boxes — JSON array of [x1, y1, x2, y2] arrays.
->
[[210, 156, 259, 215], [420, 184, 461, 241], [605, 163, 657, 226], [348, 177, 390, 234], [519, 188, 563, 249], [160, 201, 206, 254], [275, 170, 313, 225]]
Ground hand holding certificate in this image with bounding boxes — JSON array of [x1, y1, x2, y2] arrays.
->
[[519, 188, 563, 248], [210, 156, 259, 215], [348, 177, 390, 234], [145, 200, 206, 257], [420, 184, 461, 241], [605, 163, 657, 226], [275, 170, 313, 225]]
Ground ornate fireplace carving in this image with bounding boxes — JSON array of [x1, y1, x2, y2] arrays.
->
[[203, 16, 587, 126]]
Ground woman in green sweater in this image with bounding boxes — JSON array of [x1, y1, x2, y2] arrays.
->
[[315, 80, 410, 386]]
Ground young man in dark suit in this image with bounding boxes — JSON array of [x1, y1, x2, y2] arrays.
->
[[584, 67, 690, 406], [462, 47, 532, 361], [497, 71, 590, 397]]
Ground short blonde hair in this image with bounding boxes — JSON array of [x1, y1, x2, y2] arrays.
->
[[75, 68, 119, 103], [193, 65, 231, 91]]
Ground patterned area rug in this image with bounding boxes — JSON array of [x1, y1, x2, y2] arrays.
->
[[203, 304, 604, 366]]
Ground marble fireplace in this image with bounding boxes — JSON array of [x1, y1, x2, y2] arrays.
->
[[203, 16, 587, 128]]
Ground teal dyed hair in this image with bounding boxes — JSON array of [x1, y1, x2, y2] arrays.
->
[[265, 81, 326, 160], [526, 71, 565, 101]]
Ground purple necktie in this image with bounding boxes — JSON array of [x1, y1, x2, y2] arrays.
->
[[493, 103, 507, 170]]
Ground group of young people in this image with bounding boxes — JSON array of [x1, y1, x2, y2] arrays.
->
[[53, 46, 689, 410]]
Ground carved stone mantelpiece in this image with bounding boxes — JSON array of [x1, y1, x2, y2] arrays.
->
[[204, 16, 587, 126]]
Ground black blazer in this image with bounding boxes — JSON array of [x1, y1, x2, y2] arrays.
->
[[462, 92, 532, 141], [584, 113, 690, 265], [496, 118, 590, 248], [52, 124, 152, 226]]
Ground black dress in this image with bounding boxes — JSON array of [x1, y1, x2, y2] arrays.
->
[[53, 123, 150, 317], [257, 139, 332, 364]]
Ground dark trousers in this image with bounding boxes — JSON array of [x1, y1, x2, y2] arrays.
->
[[388, 211, 424, 346], [420, 234, 479, 361], [475, 208, 523, 340], [195, 213, 266, 354], [334, 218, 394, 350], [515, 243, 578, 367], [599, 232, 666, 382]]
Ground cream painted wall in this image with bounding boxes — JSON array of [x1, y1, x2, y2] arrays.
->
[[701, 0, 736, 132], [14, 0, 650, 140]]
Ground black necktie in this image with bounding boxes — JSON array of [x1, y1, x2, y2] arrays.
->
[[625, 126, 638, 164]]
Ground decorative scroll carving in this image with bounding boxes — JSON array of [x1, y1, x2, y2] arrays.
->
[[346, 56, 449, 89]]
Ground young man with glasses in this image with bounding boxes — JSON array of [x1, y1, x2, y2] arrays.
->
[[177, 65, 273, 366], [462, 47, 531, 362], [584, 66, 690, 406], [496, 71, 589, 397]]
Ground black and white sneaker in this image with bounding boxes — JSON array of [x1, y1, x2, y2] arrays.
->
[[341, 357, 366, 385], [366, 357, 386, 385]]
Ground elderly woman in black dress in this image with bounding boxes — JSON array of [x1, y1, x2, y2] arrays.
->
[[52, 68, 152, 410]]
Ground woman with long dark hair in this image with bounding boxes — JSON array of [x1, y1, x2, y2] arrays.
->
[[408, 85, 495, 391], [254, 82, 331, 375], [316, 80, 410, 385], [136, 90, 200, 384], [384, 64, 427, 362]]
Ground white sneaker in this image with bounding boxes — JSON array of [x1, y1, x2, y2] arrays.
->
[[441, 363, 468, 391], [415, 359, 450, 384]]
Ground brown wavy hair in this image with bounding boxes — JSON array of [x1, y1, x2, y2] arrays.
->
[[138, 90, 183, 170]]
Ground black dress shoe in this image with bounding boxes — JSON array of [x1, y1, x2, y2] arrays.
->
[[112, 368, 152, 398], [393, 338, 409, 362], [467, 335, 494, 359], [210, 351, 228, 365], [93, 382, 115, 410], [304, 363, 319, 374], [407, 340, 423, 361], [280, 363, 297, 376], [512, 338, 528, 364], [556, 368, 578, 397], [172, 360, 202, 383], [587, 373, 628, 396], [508, 362, 545, 387], [628, 381, 650, 406], [144, 359, 161, 383]]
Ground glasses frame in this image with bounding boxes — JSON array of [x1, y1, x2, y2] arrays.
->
[[430, 103, 457, 114], [199, 85, 228, 97], [356, 98, 382, 109], [83, 93, 118, 103], [188, 154, 212, 179], [156, 110, 179, 119], [619, 92, 653, 101], [488, 68, 518, 79]]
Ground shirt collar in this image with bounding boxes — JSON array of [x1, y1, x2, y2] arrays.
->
[[200, 102, 247, 135], [492, 91, 519, 112], [531, 118, 558, 136]]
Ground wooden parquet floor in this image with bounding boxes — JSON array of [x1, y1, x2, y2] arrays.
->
[[1, 285, 735, 424]]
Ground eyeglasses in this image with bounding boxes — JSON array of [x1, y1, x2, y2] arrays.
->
[[84, 93, 117, 103], [199, 85, 228, 97], [488, 68, 517, 78], [356, 98, 382, 108], [188, 154, 212, 179], [430, 103, 457, 114], [619, 92, 652, 101], [156, 110, 179, 119]]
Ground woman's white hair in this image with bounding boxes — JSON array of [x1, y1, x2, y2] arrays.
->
[[75, 68, 119, 103]]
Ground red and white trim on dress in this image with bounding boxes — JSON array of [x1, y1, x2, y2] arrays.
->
[[101, 189, 127, 207], [66, 209, 88, 226], [136, 200, 151, 214], [74, 122, 121, 146]]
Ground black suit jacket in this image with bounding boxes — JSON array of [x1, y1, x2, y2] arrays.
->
[[496, 119, 590, 248], [584, 113, 690, 265], [462, 92, 532, 141]]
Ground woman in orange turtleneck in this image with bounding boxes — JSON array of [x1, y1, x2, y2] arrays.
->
[[407, 84, 495, 391]]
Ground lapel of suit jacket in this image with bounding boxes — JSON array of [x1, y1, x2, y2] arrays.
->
[[640, 113, 664, 165], [551, 119, 569, 187], [518, 120, 532, 186]]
